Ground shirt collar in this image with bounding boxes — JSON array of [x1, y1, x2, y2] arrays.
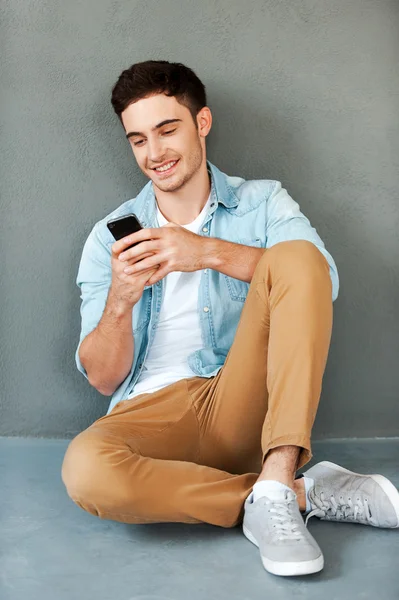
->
[[207, 161, 239, 208]]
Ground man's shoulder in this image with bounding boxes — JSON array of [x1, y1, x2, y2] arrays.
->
[[229, 176, 280, 200], [210, 162, 281, 210]]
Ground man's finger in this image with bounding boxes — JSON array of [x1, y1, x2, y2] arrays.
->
[[147, 266, 170, 286], [130, 251, 155, 264], [135, 266, 159, 281], [123, 227, 162, 248], [119, 241, 158, 263], [111, 228, 161, 256], [124, 254, 165, 275], [112, 233, 150, 256]]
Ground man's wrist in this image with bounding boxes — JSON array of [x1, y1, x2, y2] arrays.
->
[[107, 287, 135, 318], [201, 237, 224, 271]]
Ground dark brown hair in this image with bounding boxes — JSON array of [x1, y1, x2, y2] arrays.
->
[[111, 60, 207, 123]]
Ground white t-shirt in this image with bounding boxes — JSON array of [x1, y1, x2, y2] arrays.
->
[[127, 195, 211, 400]]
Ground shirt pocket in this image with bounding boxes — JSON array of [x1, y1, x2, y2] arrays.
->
[[223, 238, 262, 302]]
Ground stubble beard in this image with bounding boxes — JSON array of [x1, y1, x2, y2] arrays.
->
[[151, 142, 204, 193]]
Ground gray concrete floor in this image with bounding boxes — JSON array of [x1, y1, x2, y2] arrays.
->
[[1, 437, 398, 600]]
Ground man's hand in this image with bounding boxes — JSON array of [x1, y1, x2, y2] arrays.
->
[[115, 224, 208, 285], [109, 239, 158, 309]]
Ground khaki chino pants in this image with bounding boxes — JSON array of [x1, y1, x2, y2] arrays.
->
[[62, 241, 333, 528]]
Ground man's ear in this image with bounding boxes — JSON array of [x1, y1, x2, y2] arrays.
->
[[197, 107, 212, 138]]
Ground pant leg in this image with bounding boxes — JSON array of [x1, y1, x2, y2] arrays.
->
[[191, 240, 333, 475], [62, 378, 257, 527]]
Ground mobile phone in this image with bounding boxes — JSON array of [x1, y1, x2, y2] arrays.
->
[[107, 213, 143, 250]]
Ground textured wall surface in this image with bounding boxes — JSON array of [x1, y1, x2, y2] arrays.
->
[[1, 0, 398, 438]]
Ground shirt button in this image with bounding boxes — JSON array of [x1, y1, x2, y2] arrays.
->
[[204, 269, 208, 274], [203, 306, 209, 313], [202, 227, 208, 233]]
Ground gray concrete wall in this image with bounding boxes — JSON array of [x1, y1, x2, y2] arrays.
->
[[1, 0, 398, 438]]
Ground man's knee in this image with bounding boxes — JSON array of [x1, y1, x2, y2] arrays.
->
[[62, 432, 97, 500], [62, 430, 146, 521], [257, 240, 331, 288], [61, 430, 119, 508]]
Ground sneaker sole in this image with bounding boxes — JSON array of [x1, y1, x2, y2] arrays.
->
[[243, 525, 324, 576], [312, 461, 399, 528]]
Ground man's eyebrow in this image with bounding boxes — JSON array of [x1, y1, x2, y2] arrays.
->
[[126, 119, 182, 139]]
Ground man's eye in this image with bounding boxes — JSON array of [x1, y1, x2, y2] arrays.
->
[[133, 140, 145, 146], [163, 129, 176, 135]]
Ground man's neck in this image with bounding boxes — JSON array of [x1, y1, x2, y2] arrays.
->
[[154, 161, 211, 225]]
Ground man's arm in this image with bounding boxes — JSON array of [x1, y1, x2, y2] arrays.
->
[[78, 289, 134, 396], [75, 223, 157, 395], [171, 183, 338, 295], [75, 229, 135, 396], [200, 238, 264, 283], [118, 224, 264, 284]]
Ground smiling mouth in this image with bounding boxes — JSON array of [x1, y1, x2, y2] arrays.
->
[[152, 160, 179, 175]]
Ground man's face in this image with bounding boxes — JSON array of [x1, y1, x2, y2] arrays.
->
[[121, 94, 210, 193]]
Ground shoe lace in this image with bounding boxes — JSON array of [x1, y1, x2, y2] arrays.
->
[[268, 493, 306, 542], [306, 490, 372, 525]]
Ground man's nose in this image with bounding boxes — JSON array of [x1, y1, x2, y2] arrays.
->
[[147, 137, 165, 164]]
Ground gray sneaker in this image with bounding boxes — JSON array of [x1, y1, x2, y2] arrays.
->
[[304, 461, 399, 528], [243, 489, 324, 576]]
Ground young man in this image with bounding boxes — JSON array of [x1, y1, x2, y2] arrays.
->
[[62, 61, 399, 577]]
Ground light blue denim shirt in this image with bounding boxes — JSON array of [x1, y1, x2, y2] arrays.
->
[[76, 161, 339, 414]]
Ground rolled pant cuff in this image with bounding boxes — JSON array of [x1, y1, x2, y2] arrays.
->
[[262, 434, 312, 470]]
